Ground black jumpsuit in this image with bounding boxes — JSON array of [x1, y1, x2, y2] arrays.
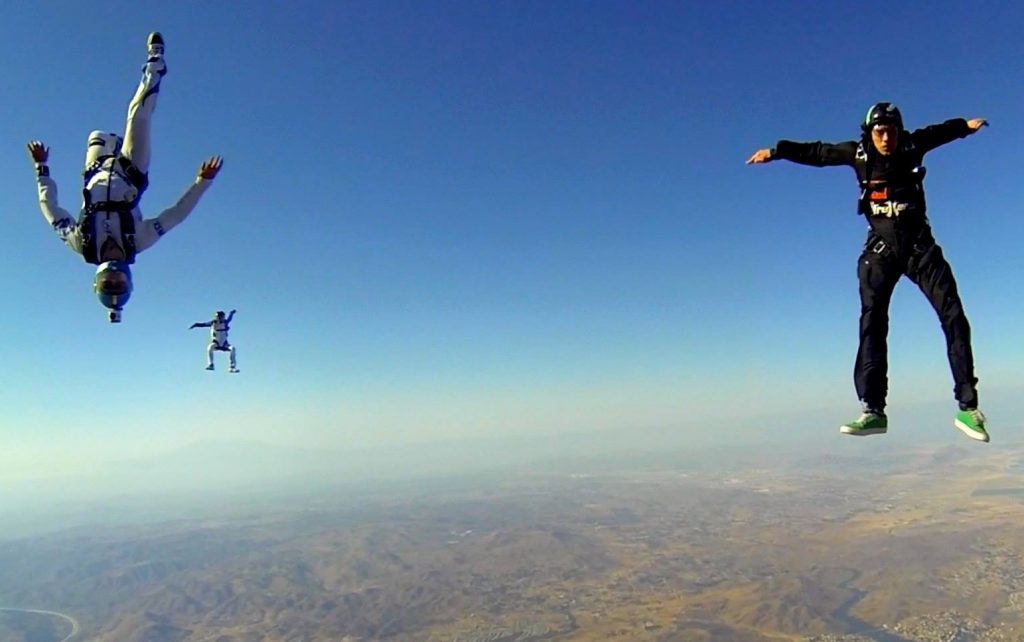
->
[[773, 119, 979, 412]]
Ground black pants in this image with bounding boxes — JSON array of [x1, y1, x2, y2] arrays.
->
[[855, 235, 978, 411]]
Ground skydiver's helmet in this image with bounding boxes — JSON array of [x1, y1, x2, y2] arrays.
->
[[215, 310, 225, 319], [862, 102, 903, 133], [85, 130, 124, 169], [94, 261, 133, 323]]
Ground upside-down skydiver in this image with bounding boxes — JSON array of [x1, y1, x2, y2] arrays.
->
[[28, 32, 224, 323]]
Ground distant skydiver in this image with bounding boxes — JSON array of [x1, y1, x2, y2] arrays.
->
[[27, 32, 224, 323], [746, 103, 990, 442], [190, 310, 239, 373]]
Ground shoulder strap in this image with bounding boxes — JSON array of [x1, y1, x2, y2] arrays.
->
[[80, 212, 97, 264], [117, 156, 149, 197], [854, 142, 870, 182], [119, 210, 137, 264], [77, 211, 137, 265]]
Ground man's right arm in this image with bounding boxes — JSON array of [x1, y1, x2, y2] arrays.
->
[[190, 321, 212, 329], [27, 141, 84, 253], [27, 141, 75, 229], [770, 140, 859, 167]]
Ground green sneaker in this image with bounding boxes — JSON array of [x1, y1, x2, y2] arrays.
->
[[954, 408, 990, 443], [840, 412, 888, 436]]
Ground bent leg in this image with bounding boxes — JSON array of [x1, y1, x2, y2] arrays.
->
[[855, 244, 901, 411], [907, 243, 979, 409], [122, 49, 167, 174]]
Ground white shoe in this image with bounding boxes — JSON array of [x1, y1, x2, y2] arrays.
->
[[147, 32, 165, 59], [144, 33, 167, 78]]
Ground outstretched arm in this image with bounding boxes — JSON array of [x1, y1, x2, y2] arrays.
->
[[190, 321, 213, 329], [226, 309, 236, 323], [155, 156, 223, 233], [27, 141, 81, 250], [912, 118, 987, 154], [747, 140, 859, 167], [134, 156, 224, 253]]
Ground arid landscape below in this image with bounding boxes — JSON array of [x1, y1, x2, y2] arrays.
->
[[5, 431, 1024, 642]]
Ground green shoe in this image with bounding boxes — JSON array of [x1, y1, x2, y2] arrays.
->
[[954, 408, 990, 443], [840, 412, 888, 436]]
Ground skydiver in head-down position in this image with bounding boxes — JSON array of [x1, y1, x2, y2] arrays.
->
[[27, 32, 224, 323], [747, 103, 990, 443], [190, 310, 239, 373]]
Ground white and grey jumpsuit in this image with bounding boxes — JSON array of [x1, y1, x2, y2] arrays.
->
[[32, 47, 212, 263], [192, 312, 238, 370]]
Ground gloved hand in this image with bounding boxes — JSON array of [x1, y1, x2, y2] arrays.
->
[[198, 155, 224, 180], [26, 140, 49, 163]]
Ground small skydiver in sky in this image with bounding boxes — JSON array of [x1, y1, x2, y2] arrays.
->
[[747, 102, 990, 442], [27, 32, 223, 323], [190, 310, 239, 373]]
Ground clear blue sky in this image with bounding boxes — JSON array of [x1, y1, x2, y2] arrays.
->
[[3, 1, 1024, 480]]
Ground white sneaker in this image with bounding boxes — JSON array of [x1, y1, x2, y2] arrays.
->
[[144, 33, 167, 78], [147, 32, 165, 60]]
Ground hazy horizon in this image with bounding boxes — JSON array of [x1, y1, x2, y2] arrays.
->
[[6, 386, 1024, 542]]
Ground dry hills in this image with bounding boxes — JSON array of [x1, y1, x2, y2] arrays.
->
[[4, 441, 1024, 641]]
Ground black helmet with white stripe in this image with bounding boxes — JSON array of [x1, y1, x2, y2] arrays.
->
[[862, 102, 903, 132]]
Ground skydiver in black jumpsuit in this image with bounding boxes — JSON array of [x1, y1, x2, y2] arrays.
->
[[747, 103, 990, 442]]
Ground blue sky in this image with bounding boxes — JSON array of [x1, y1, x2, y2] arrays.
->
[[3, 1, 1024, 481]]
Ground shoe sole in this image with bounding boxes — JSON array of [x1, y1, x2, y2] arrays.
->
[[839, 426, 887, 436], [954, 419, 990, 443]]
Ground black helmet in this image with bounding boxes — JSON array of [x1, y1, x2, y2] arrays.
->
[[862, 102, 903, 132]]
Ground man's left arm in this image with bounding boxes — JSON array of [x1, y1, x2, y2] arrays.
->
[[913, 118, 987, 154], [134, 156, 223, 253]]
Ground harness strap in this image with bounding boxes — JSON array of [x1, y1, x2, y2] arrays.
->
[[869, 234, 934, 260], [855, 138, 925, 217], [84, 200, 134, 216], [80, 210, 138, 265], [82, 155, 149, 207]]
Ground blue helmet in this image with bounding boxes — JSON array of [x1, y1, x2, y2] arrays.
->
[[94, 261, 133, 312]]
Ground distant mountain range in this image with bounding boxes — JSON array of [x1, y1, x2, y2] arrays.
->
[[5, 387, 1024, 538]]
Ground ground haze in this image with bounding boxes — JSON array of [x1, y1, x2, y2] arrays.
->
[[3, 425, 1024, 641]]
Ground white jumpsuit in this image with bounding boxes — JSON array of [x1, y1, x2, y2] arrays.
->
[[193, 313, 238, 370], [32, 47, 212, 261]]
